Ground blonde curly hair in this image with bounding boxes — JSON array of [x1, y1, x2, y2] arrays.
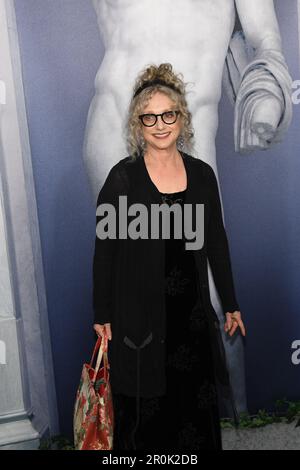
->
[[125, 63, 194, 160]]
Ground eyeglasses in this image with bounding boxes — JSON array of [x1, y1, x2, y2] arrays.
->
[[138, 110, 180, 127]]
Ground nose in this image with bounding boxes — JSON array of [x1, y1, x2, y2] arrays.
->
[[155, 115, 166, 130]]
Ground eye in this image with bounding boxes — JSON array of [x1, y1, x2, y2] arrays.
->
[[143, 114, 155, 122], [164, 111, 176, 118]]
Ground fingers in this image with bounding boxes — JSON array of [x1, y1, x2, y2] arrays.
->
[[224, 312, 246, 337], [228, 320, 245, 336], [227, 321, 238, 337], [93, 324, 104, 337], [93, 323, 112, 340], [224, 318, 233, 332], [105, 323, 112, 340]]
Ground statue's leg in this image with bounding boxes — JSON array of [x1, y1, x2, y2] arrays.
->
[[192, 109, 248, 415], [83, 91, 126, 203]]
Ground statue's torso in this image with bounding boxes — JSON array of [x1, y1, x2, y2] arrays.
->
[[92, 0, 236, 105], [94, 0, 235, 45]]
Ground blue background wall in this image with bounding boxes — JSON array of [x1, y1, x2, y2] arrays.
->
[[13, 0, 300, 437]]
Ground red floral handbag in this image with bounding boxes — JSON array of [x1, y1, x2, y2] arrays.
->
[[73, 335, 114, 450]]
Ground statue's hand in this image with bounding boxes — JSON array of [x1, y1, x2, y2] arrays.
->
[[251, 96, 282, 143]]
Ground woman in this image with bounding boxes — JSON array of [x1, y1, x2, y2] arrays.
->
[[93, 63, 246, 450]]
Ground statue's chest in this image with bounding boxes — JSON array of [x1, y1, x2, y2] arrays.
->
[[100, 0, 234, 22]]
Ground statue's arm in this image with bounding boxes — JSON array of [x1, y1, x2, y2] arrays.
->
[[235, 0, 282, 52], [231, 0, 293, 152]]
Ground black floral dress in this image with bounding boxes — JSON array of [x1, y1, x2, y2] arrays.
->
[[112, 190, 222, 450]]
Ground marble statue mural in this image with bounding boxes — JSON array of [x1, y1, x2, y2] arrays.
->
[[83, 0, 293, 414]]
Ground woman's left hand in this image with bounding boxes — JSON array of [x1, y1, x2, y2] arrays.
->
[[224, 311, 246, 337]]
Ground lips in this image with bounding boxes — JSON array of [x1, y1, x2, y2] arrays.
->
[[153, 132, 171, 139]]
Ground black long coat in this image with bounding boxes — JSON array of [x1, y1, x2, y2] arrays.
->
[[93, 151, 240, 424]]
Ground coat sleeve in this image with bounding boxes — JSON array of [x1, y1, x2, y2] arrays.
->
[[93, 164, 127, 324], [205, 164, 240, 316]]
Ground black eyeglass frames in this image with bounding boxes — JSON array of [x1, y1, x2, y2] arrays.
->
[[138, 110, 180, 127]]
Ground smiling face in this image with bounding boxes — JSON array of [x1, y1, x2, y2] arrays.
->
[[140, 91, 182, 154]]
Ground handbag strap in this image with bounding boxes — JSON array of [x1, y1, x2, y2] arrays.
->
[[91, 335, 109, 384], [90, 336, 102, 366]]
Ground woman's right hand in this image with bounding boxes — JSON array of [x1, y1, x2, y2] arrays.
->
[[93, 323, 112, 340]]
